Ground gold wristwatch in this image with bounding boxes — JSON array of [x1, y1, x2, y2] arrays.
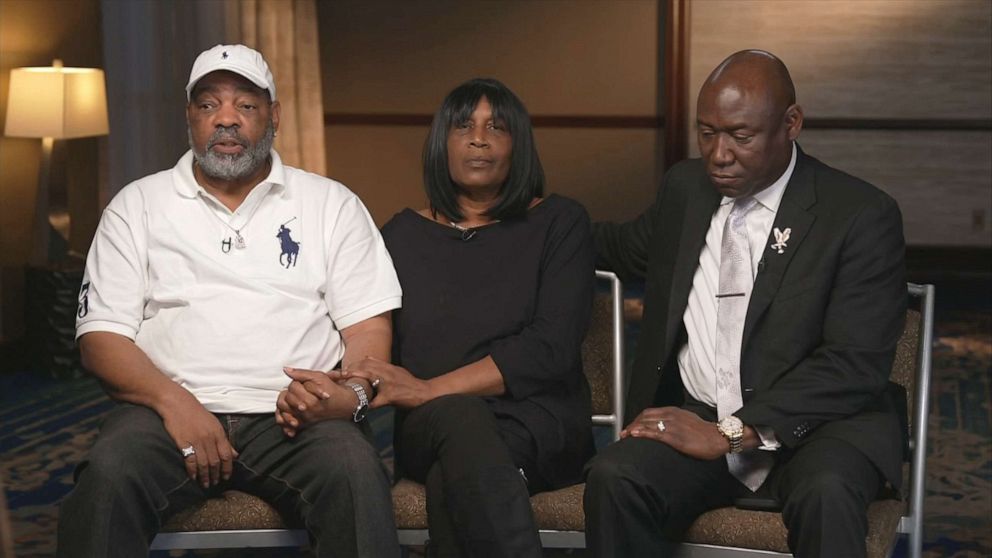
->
[[717, 416, 745, 454]]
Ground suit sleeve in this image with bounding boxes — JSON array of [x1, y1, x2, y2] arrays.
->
[[489, 204, 596, 400], [592, 171, 669, 281], [736, 193, 907, 448]]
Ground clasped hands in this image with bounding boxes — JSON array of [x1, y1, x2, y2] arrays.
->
[[622, 406, 731, 460], [166, 358, 431, 488], [275, 357, 434, 437], [275, 366, 359, 437]]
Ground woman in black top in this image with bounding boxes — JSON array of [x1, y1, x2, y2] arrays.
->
[[344, 78, 595, 558]]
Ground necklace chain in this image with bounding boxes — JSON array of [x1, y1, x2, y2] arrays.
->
[[200, 192, 265, 249], [447, 218, 499, 231], [448, 218, 500, 242]]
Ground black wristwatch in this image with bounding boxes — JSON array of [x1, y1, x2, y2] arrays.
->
[[347, 383, 369, 422]]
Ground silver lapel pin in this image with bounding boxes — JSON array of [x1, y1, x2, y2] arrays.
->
[[771, 227, 791, 254]]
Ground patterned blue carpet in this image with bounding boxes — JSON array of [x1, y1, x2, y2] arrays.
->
[[2, 372, 113, 556], [2, 280, 989, 557], [0, 375, 397, 558]]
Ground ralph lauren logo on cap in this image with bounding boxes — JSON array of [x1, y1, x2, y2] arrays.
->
[[222, 51, 228, 59]]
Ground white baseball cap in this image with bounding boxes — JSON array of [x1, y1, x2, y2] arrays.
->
[[186, 44, 276, 102]]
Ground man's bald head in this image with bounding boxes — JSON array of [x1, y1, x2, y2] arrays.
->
[[704, 50, 796, 115], [695, 50, 803, 198]]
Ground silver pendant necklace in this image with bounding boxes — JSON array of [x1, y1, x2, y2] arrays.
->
[[448, 218, 499, 242], [448, 220, 476, 241], [201, 193, 264, 249]]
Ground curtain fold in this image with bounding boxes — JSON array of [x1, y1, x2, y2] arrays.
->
[[100, 0, 229, 201], [230, 0, 327, 176], [100, 0, 327, 200]]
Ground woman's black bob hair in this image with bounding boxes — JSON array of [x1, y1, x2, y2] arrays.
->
[[423, 78, 545, 222]]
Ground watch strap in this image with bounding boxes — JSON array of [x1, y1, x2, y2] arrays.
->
[[347, 382, 369, 422], [727, 431, 743, 453]]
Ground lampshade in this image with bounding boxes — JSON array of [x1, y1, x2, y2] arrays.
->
[[4, 61, 109, 139]]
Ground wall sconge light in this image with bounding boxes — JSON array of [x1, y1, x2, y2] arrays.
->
[[4, 59, 109, 265]]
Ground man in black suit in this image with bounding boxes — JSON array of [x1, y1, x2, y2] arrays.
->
[[584, 50, 906, 558]]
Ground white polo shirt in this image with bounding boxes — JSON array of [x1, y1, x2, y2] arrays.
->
[[76, 150, 401, 413]]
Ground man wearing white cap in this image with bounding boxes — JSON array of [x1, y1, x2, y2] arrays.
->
[[57, 44, 402, 557]]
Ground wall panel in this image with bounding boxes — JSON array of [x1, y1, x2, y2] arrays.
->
[[320, 0, 658, 116], [325, 125, 661, 226], [689, 0, 992, 123], [325, 125, 427, 225], [688, 0, 992, 247], [801, 130, 992, 246], [535, 128, 661, 223], [319, 0, 662, 225]]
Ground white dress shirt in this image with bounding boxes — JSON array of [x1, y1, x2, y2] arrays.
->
[[678, 143, 797, 448]]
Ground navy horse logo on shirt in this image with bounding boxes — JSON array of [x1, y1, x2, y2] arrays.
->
[[277, 218, 300, 268]]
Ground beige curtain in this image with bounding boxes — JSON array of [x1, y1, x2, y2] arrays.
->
[[227, 0, 327, 176]]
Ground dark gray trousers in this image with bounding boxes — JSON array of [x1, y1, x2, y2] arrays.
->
[[584, 435, 882, 558], [396, 394, 544, 558], [56, 403, 400, 558]]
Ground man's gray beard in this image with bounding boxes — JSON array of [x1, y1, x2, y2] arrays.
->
[[190, 121, 275, 181]]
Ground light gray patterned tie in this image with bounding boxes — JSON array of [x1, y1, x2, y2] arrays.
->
[[715, 197, 772, 491]]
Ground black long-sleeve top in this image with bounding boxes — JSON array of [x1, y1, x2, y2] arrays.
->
[[381, 194, 595, 488]]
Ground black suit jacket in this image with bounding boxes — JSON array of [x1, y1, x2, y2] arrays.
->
[[594, 147, 907, 488]]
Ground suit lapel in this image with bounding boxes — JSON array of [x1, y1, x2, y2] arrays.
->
[[742, 152, 817, 361], [663, 175, 721, 361]]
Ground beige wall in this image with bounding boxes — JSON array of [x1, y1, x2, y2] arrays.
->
[[318, 0, 661, 225], [5, 0, 985, 341], [800, 130, 992, 247], [0, 0, 104, 339], [321, 0, 992, 245], [688, 0, 992, 246]]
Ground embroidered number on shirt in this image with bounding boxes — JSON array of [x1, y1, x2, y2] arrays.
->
[[78, 282, 90, 318]]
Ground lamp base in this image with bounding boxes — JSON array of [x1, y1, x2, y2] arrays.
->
[[32, 137, 71, 265]]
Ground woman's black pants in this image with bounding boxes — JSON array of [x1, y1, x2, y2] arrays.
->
[[395, 394, 546, 558]]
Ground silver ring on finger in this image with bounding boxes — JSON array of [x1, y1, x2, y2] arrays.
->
[[656, 419, 666, 433], [371, 378, 382, 389], [181, 444, 196, 458]]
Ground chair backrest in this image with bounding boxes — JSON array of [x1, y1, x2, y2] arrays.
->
[[675, 282, 935, 558], [899, 283, 935, 558], [890, 307, 921, 422], [583, 270, 625, 440]]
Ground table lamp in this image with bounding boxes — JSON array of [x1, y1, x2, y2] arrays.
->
[[4, 59, 109, 264]]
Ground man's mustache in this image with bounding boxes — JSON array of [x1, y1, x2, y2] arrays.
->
[[206, 127, 248, 149]]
